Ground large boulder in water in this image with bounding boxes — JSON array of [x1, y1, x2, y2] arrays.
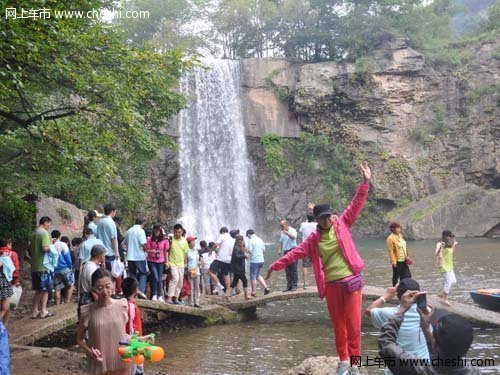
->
[[392, 184, 500, 239]]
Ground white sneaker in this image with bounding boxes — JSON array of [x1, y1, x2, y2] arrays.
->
[[336, 361, 349, 375], [348, 366, 360, 375], [152, 295, 158, 301], [158, 296, 165, 302], [217, 284, 224, 295]]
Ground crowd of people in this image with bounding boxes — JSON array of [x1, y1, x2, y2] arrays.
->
[[0, 162, 481, 375]]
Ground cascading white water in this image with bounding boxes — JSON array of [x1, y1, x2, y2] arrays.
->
[[178, 59, 255, 241]]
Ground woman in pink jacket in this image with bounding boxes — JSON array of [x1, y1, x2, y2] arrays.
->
[[146, 224, 170, 302], [266, 163, 371, 375]]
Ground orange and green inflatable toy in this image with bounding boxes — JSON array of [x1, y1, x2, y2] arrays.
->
[[118, 332, 165, 365]]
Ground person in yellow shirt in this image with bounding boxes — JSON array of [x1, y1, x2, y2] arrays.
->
[[386, 222, 411, 286], [165, 224, 190, 305], [435, 230, 458, 307]]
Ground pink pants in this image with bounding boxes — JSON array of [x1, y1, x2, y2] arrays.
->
[[325, 282, 362, 362]]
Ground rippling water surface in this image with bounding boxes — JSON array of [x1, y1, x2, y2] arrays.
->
[[149, 238, 500, 374]]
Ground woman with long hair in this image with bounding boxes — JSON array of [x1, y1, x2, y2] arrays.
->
[[146, 224, 169, 302], [76, 268, 129, 375]]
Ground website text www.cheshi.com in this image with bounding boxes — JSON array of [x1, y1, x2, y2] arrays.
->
[[4, 7, 149, 20]]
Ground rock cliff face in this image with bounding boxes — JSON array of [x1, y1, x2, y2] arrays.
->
[[238, 38, 500, 240], [150, 37, 500, 240]]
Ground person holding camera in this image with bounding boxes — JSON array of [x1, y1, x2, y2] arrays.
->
[[379, 289, 479, 375], [366, 279, 429, 374], [146, 224, 170, 302]]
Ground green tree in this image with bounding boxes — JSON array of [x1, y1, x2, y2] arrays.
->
[[117, 0, 209, 52], [0, 0, 194, 220]]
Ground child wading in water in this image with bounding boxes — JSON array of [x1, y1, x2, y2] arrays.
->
[[435, 230, 458, 307], [122, 277, 155, 375], [225, 235, 252, 301], [77, 268, 130, 375]]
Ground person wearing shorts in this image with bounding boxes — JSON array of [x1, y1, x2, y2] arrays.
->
[[29, 216, 55, 319], [208, 227, 234, 295], [247, 229, 270, 296], [52, 231, 75, 305]]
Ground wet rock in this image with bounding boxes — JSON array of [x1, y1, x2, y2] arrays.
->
[[394, 184, 500, 239], [284, 356, 368, 375]]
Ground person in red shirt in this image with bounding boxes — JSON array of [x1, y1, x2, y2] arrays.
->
[[0, 238, 20, 325], [122, 277, 154, 375], [0, 238, 20, 287]]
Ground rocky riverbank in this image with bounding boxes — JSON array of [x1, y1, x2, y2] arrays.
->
[[284, 356, 369, 375]]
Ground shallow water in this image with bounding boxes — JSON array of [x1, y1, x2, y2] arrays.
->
[[146, 238, 500, 374]]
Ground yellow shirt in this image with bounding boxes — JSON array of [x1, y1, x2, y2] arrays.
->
[[169, 237, 189, 268], [396, 235, 407, 262], [318, 226, 352, 282]]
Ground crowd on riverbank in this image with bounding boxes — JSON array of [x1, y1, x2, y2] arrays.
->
[[0, 163, 483, 375]]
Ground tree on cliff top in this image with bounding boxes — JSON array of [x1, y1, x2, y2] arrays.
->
[[0, 0, 194, 221]]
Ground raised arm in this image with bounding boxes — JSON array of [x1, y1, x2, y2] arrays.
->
[[340, 163, 371, 228]]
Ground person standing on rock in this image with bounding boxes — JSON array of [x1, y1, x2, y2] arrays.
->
[[208, 227, 234, 295], [386, 222, 412, 286], [225, 235, 252, 301], [298, 213, 317, 289], [123, 218, 148, 297], [146, 224, 169, 302], [200, 242, 216, 294], [96, 204, 120, 272], [186, 236, 201, 308], [84, 210, 102, 238], [165, 224, 190, 305], [435, 230, 458, 307], [277, 220, 298, 292], [266, 163, 371, 375], [247, 229, 270, 296], [80, 228, 105, 270], [29, 216, 56, 319]]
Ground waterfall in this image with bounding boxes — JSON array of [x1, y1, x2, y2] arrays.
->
[[177, 59, 255, 241]]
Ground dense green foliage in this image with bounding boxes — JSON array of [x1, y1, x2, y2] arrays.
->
[[121, 0, 499, 63], [0, 0, 194, 234], [209, 0, 458, 61], [0, 196, 36, 245], [116, 0, 208, 51], [261, 134, 292, 180]]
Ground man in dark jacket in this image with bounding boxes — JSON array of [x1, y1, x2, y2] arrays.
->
[[378, 290, 480, 374]]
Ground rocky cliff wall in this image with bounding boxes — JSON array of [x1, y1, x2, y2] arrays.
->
[[239, 38, 500, 240]]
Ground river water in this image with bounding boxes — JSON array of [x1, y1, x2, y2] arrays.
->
[[149, 238, 500, 374]]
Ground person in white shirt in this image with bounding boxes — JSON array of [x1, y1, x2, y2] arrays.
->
[[278, 220, 298, 292], [200, 241, 216, 294], [208, 227, 235, 295], [298, 214, 317, 289], [78, 244, 105, 318]]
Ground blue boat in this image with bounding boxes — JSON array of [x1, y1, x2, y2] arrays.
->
[[470, 289, 500, 312]]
